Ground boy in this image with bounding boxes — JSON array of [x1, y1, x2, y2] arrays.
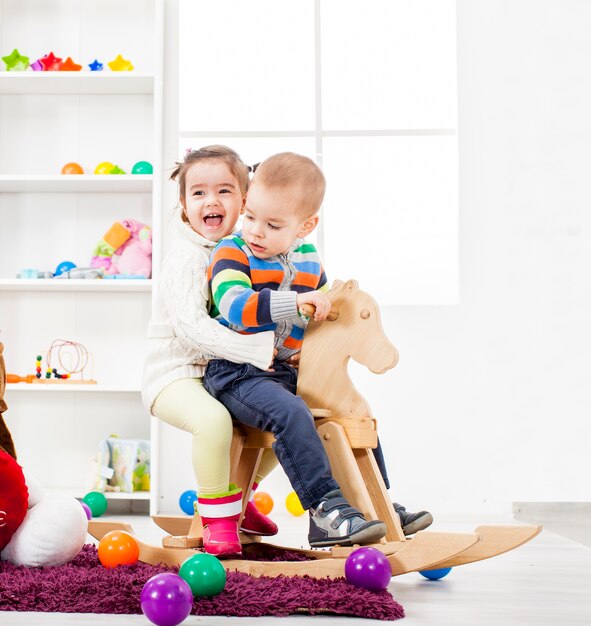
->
[[204, 152, 387, 547]]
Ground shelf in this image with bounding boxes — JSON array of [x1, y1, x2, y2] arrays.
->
[[0, 278, 152, 292], [6, 384, 141, 393], [0, 175, 152, 193], [47, 486, 150, 501], [0, 73, 155, 95]]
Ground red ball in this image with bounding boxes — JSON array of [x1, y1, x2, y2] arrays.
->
[[98, 530, 139, 568]]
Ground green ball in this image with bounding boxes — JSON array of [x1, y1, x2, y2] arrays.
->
[[83, 491, 108, 517], [179, 553, 226, 597], [131, 160, 153, 175]]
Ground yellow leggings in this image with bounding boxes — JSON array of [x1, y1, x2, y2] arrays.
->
[[152, 377, 278, 495]]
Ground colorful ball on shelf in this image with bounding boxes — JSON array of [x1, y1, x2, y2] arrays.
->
[[141, 573, 193, 626], [285, 491, 305, 516], [178, 489, 197, 516], [345, 546, 392, 592], [82, 491, 108, 517], [94, 161, 115, 175], [179, 553, 226, 598], [132, 160, 153, 175], [54, 260, 77, 276], [419, 567, 452, 580], [61, 162, 84, 175], [97, 530, 139, 568], [253, 491, 274, 515]]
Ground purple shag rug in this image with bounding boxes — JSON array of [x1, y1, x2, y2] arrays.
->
[[0, 545, 404, 620]]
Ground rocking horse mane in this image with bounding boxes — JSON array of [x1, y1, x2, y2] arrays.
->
[[297, 280, 398, 419]]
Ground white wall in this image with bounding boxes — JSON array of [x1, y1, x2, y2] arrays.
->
[[255, 1, 591, 518]]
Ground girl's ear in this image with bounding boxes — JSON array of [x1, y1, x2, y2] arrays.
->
[[240, 196, 246, 214], [298, 214, 319, 238]]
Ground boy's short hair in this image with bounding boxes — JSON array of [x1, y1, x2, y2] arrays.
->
[[252, 152, 326, 217]]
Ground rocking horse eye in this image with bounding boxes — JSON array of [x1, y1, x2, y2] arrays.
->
[[360, 309, 370, 320]]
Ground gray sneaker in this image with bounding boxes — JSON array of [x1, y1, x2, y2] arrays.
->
[[393, 502, 433, 536], [308, 490, 387, 548]]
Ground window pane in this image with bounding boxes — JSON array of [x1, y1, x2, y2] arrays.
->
[[179, 0, 316, 131], [322, 137, 458, 305], [321, 0, 457, 130]]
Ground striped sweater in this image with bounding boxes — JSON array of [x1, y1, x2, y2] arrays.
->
[[208, 233, 328, 361]]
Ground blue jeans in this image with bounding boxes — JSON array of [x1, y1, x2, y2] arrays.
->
[[204, 359, 339, 510]]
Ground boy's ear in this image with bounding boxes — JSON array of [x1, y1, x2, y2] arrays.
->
[[298, 214, 319, 238]]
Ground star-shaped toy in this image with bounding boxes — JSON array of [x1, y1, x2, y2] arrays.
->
[[88, 59, 103, 71], [107, 54, 134, 72], [39, 51, 62, 71], [59, 57, 82, 71], [30, 58, 44, 71], [2, 48, 29, 71]]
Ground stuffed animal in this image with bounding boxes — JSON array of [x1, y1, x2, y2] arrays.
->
[[91, 218, 152, 278], [0, 342, 88, 567]]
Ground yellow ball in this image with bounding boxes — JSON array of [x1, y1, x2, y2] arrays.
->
[[285, 491, 305, 516], [94, 161, 115, 175]]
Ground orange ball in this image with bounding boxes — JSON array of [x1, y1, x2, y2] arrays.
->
[[97, 530, 139, 568], [253, 491, 274, 515], [61, 162, 84, 175]]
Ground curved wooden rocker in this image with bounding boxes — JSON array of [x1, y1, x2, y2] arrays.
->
[[88, 279, 541, 578]]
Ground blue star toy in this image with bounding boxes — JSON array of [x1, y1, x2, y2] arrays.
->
[[88, 59, 103, 71]]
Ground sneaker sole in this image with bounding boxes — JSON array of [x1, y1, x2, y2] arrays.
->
[[402, 512, 433, 536], [309, 521, 387, 548]]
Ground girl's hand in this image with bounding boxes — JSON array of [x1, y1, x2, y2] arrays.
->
[[297, 291, 332, 321]]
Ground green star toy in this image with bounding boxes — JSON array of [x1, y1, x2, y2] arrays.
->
[[2, 48, 30, 71]]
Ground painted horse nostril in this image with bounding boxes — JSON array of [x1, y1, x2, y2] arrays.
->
[[360, 309, 370, 319]]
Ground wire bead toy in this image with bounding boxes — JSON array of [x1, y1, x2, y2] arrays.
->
[[45, 339, 93, 381]]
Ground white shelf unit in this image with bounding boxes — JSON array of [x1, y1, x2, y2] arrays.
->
[[0, 0, 163, 506]]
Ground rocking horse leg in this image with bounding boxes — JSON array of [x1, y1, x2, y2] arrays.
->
[[317, 421, 405, 542]]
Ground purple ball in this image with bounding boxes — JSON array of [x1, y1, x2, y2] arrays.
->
[[345, 547, 392, 592], [141, 573, 193, 626], [80, 501, 92, 520]]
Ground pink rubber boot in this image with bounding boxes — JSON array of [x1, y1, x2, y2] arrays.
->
[[240, 500, 279, 536], [197, 484, 242, 558]]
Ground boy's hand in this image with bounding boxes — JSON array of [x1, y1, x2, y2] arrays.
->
[[297, 291, 332, 321]]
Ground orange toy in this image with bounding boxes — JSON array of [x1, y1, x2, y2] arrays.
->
[[97, 530, 139, 568], [253, 491, 274, 515], [61, 162, 84, 175], [6, 374, 35, 384]]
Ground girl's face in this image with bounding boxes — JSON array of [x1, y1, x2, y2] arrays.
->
[[181, 160, 245, 241]]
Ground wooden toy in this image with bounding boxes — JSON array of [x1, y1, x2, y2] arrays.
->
[[88, 280, 541, 579]]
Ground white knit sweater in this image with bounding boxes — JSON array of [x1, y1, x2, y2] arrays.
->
[[141, 214, 274, 412]]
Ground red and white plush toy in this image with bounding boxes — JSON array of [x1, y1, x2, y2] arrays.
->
[[0, 343, 88, 567]]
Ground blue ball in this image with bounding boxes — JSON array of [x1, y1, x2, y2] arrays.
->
[[419, 567, 452, 580], [179, 490, 198, 516], [55, 260, 76, 276]]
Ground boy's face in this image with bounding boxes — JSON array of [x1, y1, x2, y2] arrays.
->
[[181, 160, 245, 242], [242, 182, 318, 259]]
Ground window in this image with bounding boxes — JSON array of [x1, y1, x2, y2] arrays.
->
[[179, 0, 457, 304]]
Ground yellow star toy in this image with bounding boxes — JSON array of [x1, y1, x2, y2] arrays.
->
[[107, 54, 134, 72], [2, 48, 29, 71]]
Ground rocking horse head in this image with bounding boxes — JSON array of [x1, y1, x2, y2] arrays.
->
[[297, 279, 399, 418]]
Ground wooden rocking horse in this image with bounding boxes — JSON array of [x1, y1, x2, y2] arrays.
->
[[89, 280, 541, 578]]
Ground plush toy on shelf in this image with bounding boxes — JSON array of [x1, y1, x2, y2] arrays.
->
[[0, 342, 88, 567], [91, 218, 152, 278]]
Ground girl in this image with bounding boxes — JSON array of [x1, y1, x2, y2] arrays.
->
[[141, 146, 279, 557]]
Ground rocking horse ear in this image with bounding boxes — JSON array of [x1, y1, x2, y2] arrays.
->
[[344, 279, 359, 290], [331, 279, 344, 291]]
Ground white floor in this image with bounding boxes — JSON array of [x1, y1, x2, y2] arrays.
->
[[2, 513, 591, 626]]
